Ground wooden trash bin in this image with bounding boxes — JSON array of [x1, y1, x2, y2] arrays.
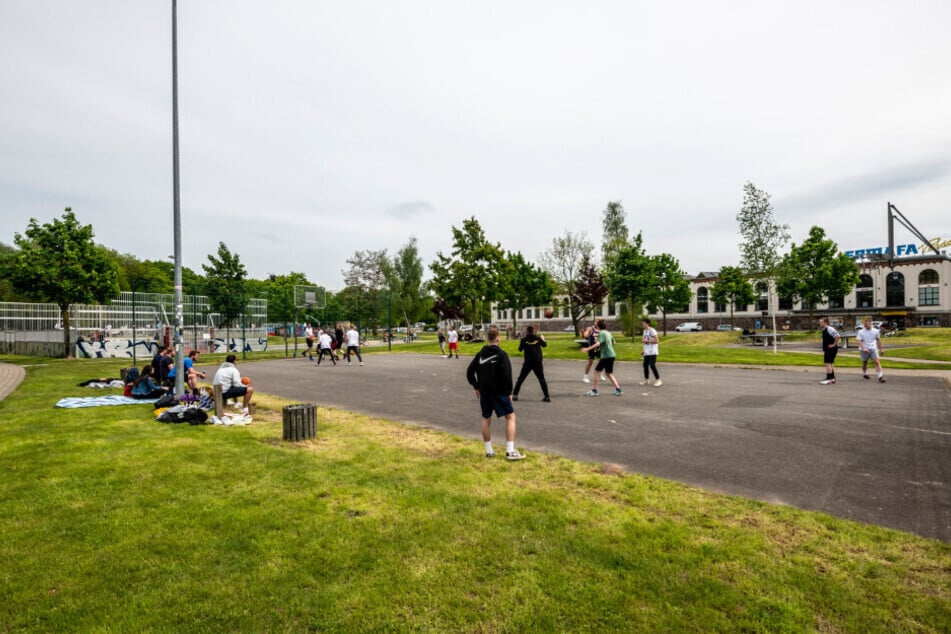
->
[[282, 403, 317, 441]]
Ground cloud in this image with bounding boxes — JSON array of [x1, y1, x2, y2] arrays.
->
[[386, 201, 435, 220]]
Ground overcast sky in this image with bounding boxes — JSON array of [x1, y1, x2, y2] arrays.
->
[[2, 1, 949, 290]]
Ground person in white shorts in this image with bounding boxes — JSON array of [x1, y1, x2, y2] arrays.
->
[[856, 318, 885, 383]]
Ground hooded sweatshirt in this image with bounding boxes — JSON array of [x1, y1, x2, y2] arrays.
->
[[466, 344, 513, 396]]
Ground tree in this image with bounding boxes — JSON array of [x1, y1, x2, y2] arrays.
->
[[495, 251, 555, 332], [710, 265, 756, 327], [201, 242, 247, 345], [7, 208, 120, 357], [538, 230, 595, 334], [604, 232, 654, 340], [342, 249, 389, 331], [568, 256, 609, 333], [388, 237, 428, 327], [429, 217, 503, 329], [265, 272, 312, 346], [601, 200, 629, 270], [644, 253, 691, 335], [737, 181, 789, 351], [776, 226, 860, 325]]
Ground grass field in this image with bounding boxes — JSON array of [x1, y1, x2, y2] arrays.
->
[[1, 356, 949, 632]]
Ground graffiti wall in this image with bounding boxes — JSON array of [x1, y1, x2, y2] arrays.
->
[[76, 337, 269, 359]]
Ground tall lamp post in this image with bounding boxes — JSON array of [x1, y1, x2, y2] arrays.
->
[[171, 0, 185, 395]]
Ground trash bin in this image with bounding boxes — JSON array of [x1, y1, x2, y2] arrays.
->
[[282, 403, 317, 441]]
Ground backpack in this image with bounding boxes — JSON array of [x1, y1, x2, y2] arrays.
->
[[153, 393, 178, 410]]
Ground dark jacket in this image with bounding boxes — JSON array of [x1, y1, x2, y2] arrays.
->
[[466, 344, 513, 396], [518, 334, 547, 365]]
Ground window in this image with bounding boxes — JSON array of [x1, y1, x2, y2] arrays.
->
[[518, 309, 523, 319], [755, 283, 769, 311], [696, 287, 708, 313], [856, 274, 873, 308], [919, 269, 939, 306], [827, 295, 844, 309], [608, 301, 616, 316], [886, 272, 904, 307], [563, 304, 570, 318], [714, 300, 726, 313], [778, 295, 793, 310]]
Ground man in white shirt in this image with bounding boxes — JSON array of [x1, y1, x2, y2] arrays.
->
[[856, 318, 885, 383], [212, 354, 253, 411], [345, 324, 363, 366], [303, 324, 314, 360], [317, 329, 336, 366], [447, 326, 459, 359]]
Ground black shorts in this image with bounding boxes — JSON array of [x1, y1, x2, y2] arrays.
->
[[823, 346, 838, 364], [222, 385, 247, 400], [306, 337, 314, 348], [479, 394, 514, 419], [595, 357, 616, 374]]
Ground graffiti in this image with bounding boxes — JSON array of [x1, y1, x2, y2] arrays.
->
[[76, 337, 269, 359]]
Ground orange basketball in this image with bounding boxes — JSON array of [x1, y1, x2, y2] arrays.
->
[[544, 308, 554, 318], [241, 376, 251, 386]]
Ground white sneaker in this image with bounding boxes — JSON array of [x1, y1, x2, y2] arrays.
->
[[582, 376, 591, 383], [600, 373, 608, 381], [506, 450, 526, 461], [653, 380, 662, 387], [360, 362, 364, 366], [639, 380, 650, 386]]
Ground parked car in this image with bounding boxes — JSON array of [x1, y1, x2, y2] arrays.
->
[[716, 324, 742, 331], [675, 322, 703, 332]]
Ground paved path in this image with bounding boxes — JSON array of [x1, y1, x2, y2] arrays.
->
[[209, 354, 951, 542], [0, 362, 25, 402]]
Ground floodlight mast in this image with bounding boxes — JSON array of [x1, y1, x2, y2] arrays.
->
[[887, 202, 941, 267], [172, 0, 185, 395]]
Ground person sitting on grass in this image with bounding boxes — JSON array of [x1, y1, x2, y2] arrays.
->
[[131, 365, 169, 399]]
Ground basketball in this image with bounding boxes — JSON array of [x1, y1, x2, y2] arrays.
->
[[544, 308, 554, 319], [241, 377, 251, 386]]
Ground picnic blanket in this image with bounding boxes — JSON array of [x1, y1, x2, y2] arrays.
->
[[55, 395, 158, 408]]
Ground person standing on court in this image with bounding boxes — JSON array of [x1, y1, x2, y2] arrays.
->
[[303, 323, 315, 360], [345, 322, 364, 366], [316, 329, 337, 366], [583, 318, 623, 396], [818, 316, 841, 385], [466, 325, 525, 460], [640, 318, 662, 387], [437, 327, 447, 357], [512, 325, 550, 402], [447, 325, 460, 359], [856, 318, 886, 383]]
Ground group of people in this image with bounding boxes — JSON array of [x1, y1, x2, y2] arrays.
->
[[131, 345, 209, 399], [301, 322, 364, 366], [818, 316, 886, 385]]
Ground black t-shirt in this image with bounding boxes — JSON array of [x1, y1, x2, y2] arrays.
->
[[518, 334, 547, 364]]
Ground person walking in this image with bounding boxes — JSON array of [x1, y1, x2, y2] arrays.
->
[[303, 323, 315, 361], [345, 323, 364, 366], [512, 325, 550, 402], [857, 318, 886, 383], [640, 318, 662, 387], [466, 325, 525, 461], [437, 327, 447, 357], [818, 317, 841, 385], [316, 329, 337, 366], [582, 318, 622, 396], [447, 325, 460, 359]]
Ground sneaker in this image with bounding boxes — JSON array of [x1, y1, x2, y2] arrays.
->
[[819, 378, 837, 385], [506, 450, 526, 461], [582, 376, 591, 384], [639, 380, 651, 386], [863, 374, 870, 380], [348, 362, 352, 366], [600, 373, 608, 381], [360, 362, 364, 366], [512, 395, 519, 401], [585, 389, 599, 397], [611, 388, 623, 396], [485, 451, 496, 458], [542, 396, 551, 402], [878, 376, 886, 383], [653, 380, 663, 387]]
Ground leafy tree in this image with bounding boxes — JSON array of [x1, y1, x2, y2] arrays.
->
[[495, 251, 555, 332], [710, 265, 756, 327], [388, 237, 428, 327], [429, 217, 503, 328], [538, 230, 595, 333], [644, 253, 691, 335], [604, 232, 654, 339], [567, 256, 608, 335], [737, 181, 789, 350], [201, 242, 247, 343], [7, 208, 120, 357], [776, 226, 860, 325], [601, 200, 629, 270], [0, 242, 30, 302], [265, 272, 312, 327], [342, 249, 389, 331]]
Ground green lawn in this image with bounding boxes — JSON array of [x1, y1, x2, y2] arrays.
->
[[1, 357, 948, 632]]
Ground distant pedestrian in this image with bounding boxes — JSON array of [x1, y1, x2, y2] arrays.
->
[[345, 323, 364, 366], [334, 323, 345, 359], [317, 329, 336, 365], [857, 318, 885, 383], [438, 328, 447, 357], [512, 325, 550, 402], [583, 318, 622, 396], [818, 317, 840, 385], [466, 325, 525, 460], [447, 325, 460, 359], [640, 318, 662, 387], [303, 323, 315, 360]]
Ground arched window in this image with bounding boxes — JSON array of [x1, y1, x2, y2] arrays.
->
[[919, 269, 939, 306], [856, 274, 873, 308], [886, 272, 904, 307], [697, 287, 708, 313], [755, 283, 769, 311]]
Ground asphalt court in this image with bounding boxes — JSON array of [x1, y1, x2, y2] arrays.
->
[[226, 353, 951, 542]]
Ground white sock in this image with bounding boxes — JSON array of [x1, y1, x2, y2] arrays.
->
[[506, 441, 515, 453], [485, 441, 494, 453], [877, 370, 883, 378]]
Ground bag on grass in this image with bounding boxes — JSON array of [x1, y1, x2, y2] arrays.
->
[[153, 393, 178, 410], [157, 406, 208, 425]]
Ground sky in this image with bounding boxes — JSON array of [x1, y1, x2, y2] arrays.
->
[[2, 1, 949, 290]]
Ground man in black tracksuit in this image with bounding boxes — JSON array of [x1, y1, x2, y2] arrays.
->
[[512, 325, 550, 402], [466, 325, 525, 461]]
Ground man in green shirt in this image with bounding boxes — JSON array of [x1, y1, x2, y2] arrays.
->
[[582, 318, 623, 397]]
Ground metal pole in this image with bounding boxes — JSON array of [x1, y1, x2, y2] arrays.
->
[[132, 282, 137, 367], [387, 290, 392, 352], [172, 0, 185, 395]]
